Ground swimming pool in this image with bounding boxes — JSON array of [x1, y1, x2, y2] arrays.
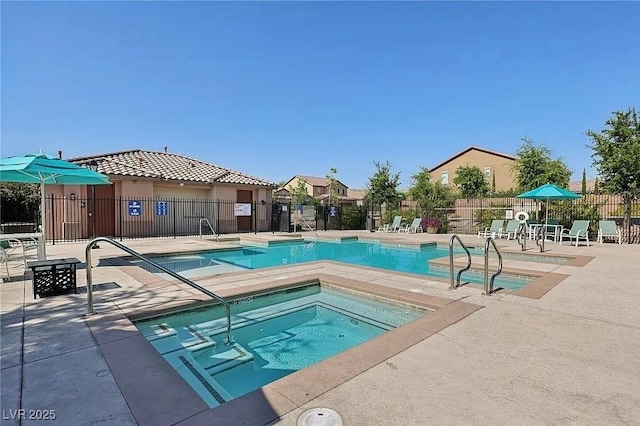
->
[[131, 240, 533, 289], [134, 284, 426, 407]]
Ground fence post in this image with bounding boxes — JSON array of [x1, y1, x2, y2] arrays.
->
[[119, 196, 123, 242], [173, 198, 176, 238], [50, 194, 55, 245], [216, 200, 220, 234]]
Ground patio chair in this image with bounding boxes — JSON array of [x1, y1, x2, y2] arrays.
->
[[0, 238, 38, 268], [0, 246, 11, 280], [558, 220, 591, 247], [539, 219, 560, 241], [597, 220, 621, 244], [401, 218, 423, 233], [378, 216, 402, 233], [525, 219, 539, 240], [501, 220, 521, 240], [478, 220, 504, 239]]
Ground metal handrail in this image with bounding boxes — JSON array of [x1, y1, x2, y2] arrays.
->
[[449, 234, 472, 290], [199, 218, 220, 242], [483, 237, 503, 295], [299, 216, 320, 238], [516, 222, 527, 251], [535, 224, 546, 252], [85, 237, 233, 344]]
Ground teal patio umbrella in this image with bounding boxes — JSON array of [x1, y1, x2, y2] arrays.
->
[[0, 151, 111, 259], [517, 183, 581, 249]]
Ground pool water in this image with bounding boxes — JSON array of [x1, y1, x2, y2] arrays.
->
[[132, 240, 532, 289], [134, 285, 425, 407]]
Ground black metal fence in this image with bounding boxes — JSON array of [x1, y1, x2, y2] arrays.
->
[[0, 195, 371, 243], [4, 193, 637, 243]]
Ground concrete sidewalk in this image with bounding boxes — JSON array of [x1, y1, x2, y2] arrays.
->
[[1, 233, 639, 425]]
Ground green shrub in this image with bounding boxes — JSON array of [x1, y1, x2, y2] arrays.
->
[[341, 205, 367, 230]]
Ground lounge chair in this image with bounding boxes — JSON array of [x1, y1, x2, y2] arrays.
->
[[501, 220, 520, 240], [401, 218, 423, 233], [378, 216, 402, 233], [597, 220, 621, 244], [558, 220, 591, 246], [478, 219, 504, 239]]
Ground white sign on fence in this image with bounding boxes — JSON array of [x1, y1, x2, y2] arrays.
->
[[234, 203, 252, 216]]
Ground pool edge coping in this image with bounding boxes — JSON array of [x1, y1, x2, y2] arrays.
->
[[86, 274, 482, 426]]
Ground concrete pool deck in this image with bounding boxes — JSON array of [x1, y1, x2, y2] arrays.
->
[[1, 231, 639, 425]]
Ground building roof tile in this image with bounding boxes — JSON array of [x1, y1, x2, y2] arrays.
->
[[69, 149, 275, 187]]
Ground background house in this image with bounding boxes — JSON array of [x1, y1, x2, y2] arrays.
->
[[275, 175, 358, 204], [429, 146, 517, 191], [43, 149, 275, 239]]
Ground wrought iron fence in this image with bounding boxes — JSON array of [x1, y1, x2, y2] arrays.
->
[[3, 193, 638, 243], [1, 196, 288, 243]]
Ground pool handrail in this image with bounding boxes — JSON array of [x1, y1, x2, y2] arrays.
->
[[299, 216, 319, 238], [516, 222, 527, 251], [483, 237, 503, 295], [449, 234, 472, 290], [199, 218, 220, 242], [85, 237, 233, 344]]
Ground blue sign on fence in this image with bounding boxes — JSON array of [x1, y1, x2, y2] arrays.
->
[[155, 201, 168, 216], [330, 206, 336, 217], [128, 200, 141, 216]]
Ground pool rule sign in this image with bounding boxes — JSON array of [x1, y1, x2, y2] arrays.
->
[[128, 200, 141, 216], [156, 201, 168, 216]]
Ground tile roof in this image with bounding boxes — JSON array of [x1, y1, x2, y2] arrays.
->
[[347, 188, 368, 200], [282, 175, 349, 190], [69, 150, 275, 187]]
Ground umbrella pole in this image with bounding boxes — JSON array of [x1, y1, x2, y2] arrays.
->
[[40, 181, 47, 260]]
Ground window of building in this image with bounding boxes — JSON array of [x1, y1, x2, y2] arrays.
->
[[441, 171, 449, 185], [484, 167, 491, 177]]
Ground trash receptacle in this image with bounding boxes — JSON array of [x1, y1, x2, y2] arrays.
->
[[367, 217, 376, 232]]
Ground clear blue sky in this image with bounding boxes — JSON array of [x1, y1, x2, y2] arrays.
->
[[2, 1, 639, 189]]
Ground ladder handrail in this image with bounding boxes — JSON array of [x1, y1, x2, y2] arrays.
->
[[483, 237, 503, 295], [516, 222, 527, 251], [85, 237, 233, 344], [535, 223, 546, 252], [199, 218, 220, 242], [299, 216, 320, 238], [449, 234, 472, 290]]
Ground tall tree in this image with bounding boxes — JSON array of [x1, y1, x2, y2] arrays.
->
[[288, 178, 309, 208], [593, 177, 600, 195], [325, 167, 339, 206], [366, 161, 401, 208], [406, 167, 455, 217], [511, 138, 572, 191], [453, 165, 489, 198], [587, 107, 640, 237], [581, 168, 587, 196]]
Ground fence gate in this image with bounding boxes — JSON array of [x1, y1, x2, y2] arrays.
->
[[271, 203, 291, 232]]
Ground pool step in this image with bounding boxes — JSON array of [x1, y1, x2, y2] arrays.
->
[[195, 343, 254, 376], [148, 324, 216, 355], [165, 351, 232, 408]]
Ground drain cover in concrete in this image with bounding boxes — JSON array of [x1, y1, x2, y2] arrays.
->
[[297, 408, 343, 426]]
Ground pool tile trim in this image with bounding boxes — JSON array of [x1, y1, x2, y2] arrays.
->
[[86, 274, 481, 426]]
